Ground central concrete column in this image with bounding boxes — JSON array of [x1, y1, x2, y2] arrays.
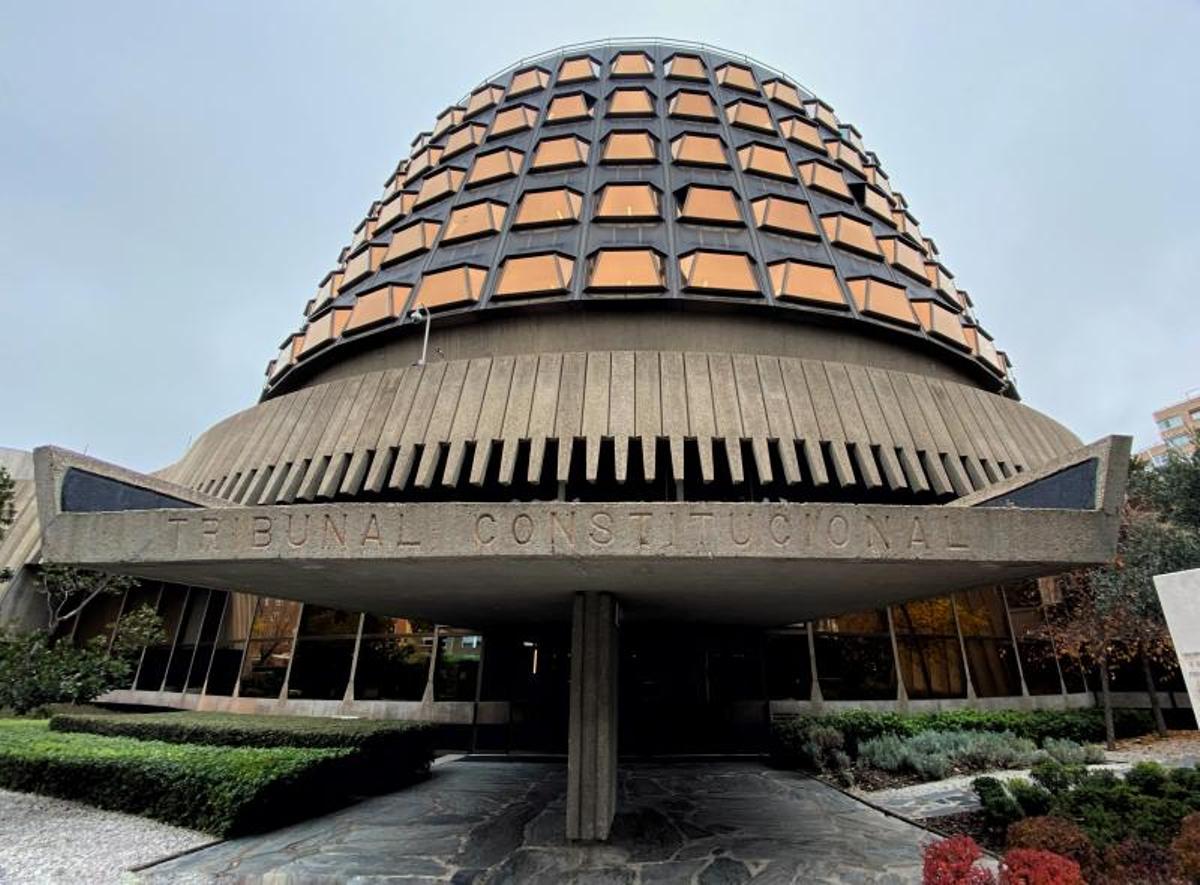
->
[[566, 591, 618, 841]]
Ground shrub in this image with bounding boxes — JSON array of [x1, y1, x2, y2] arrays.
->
[[858, 730, 1038, 782], [1040, 737, 1104, 767], [1007, 779, 1052, 818], [0, 633, 132, 715], [1170, 812, 1200, 880], [922, 835, 995, 885], [0, 720, 369, 836], [1006, 816, 1096, 880], [975, 776, 1023, 829], [1124, 760, 1169, 797], [1098, 838, 1180, 884], [1029, 760, 1085, 796], [770, 717, 850, 778], [998, 848, 1083, 885]]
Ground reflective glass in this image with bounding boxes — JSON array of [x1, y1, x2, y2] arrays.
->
[[679, 251, 759, 294], [587, 249, 667, 290], [594, 183, 661, 221], [513, 188, 583, 228], [768, 260, 845, 308], [494, 253, 574, 298]]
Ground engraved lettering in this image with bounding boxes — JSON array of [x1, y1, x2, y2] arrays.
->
[[909, 516, 927, 549], [730, 510, 751, 547], [166, 515, 189, 549], [946, 515, 970, 550], [550, 510, 575, 551], [361, 513, 382, 546], [201, 516, 220, 549], [512, 513, 534, 545], [768, 513, 790, 547], [589, 511, 614, 546], [397, 512, 420, 547], [251, 516, 273, 549], [323, 513, 347, 547], [475, 513, 496, 547], [689, 511, 715, 548], [629, 511, 652, 548], [827, 513, 850, 548], [287, 513, 309, 548], [865, 514, 890, 550]]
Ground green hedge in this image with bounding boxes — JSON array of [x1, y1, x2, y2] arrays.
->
[[0, 720, 365, 836], [771, 708, 1155, 764]]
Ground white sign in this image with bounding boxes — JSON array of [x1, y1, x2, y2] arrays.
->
[[1155, 568, 1200, 729]]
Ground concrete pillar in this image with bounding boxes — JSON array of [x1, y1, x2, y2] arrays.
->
[[567, 592, 619, 842]]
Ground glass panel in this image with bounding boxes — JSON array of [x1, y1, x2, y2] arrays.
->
[[668, 89, 718, 121], [238, 638, 293, 698], [443, 200, 506, 244], [610, 51, 653, 78], [768, 260, 845, 308], [414, 168, 465, 208], [508, 66, 550, 98], [594, 183, 660, 221], [442, 123, 486, 160], [892, 598, 967, 700], [798, 161, 851, 199], [250, 597, 302, 640], [879, 236, 928, 280], [679, 251, 759, 294], [558, 55, 598, 84], [416, 265, 488, 310], [1006, 587, 1063, 695], [752, 195, 818, 238], [825, 139, 864, 175], [963, 637, 1023, 697], [73, 589, 125, 646], [820, 213, 881, 257], [467, 148, 523, 187], [804, 99, 839, 131], [766, 633, 812, 700], [287, 638, 356, 700], [185, 590, 227, 694], [404, 146, 443, 184], [665, 54, 707, 81], [677, 186, 742, 225], [376, 191, 418, 231], [607, 87, 655, 117], [671, 133, 728, 168], [354, 636, 432, 700], [111, 584, 160, 654], [345, 285, 407, 334], [513, 188, 583, 228], [715, 62, 758, 93], [362, 614, 425, 636], [489, 106, 537, 139], [737, 143, 794, 180], [432, 106, 464, 138], [781, 116, 825, 151], [298, 605, 360, 637], [531, 135, 589, 171], [912, 300, 971, 349], [299, 307, 351, 356], [206, 642, 245, 696], [494, 254, 574, 298], [465, 84, 503, 119], [849, 278, 916, 326], [602, 131, 657, 164], [136, 586, 188, 691], [764, 79, 804, 111], [545, 92, 593, 124], [435, 632, 483, 700], [587, 249, 667, 291], [726, 100, 775, 133], [813, 610, 896, 700]]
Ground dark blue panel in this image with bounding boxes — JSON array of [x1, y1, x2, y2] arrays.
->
[[61, 468, 198, 513], [976, 458, 1098, 510]]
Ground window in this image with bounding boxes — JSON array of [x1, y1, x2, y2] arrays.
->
[[313, 270, 344, 311], [751, 194, 818, 238], [340, 244, 388, 289], [679, 250, 759, 295], [287, 604, 360, 701], [892, 210, 924, 244], [610, 51, 653, 78], [376, 190, 418, 231], [355, 616, 432, 701], [715, 62, 758, 93], [601, 130, 657, 164], [545, 91, 594, 124], [846, 277, 918, 327], [912, 298, 971, 349], [465, 84, 505, 119], [780, 116, 825, 152], [1191, 409, 1200, 422], [670, 132, 728, 167], [763, 79, 804, 111], [383, 220, 440, 266], [725, 99, 775, 134], [594, 183, 661, 221], [768, 260, 845, 308], [676, 185, 742, 225], [530, 134, 590, 171], [1159, 415, 1185, 430], [467, 147, 524, 187], [488, 104, 538, 139], [442, 200, 506, 244], [607, 87, 655, 117], [513, 187, 583, 228], [813, 610, 897, 700], [299, 306, 351, 355], [824, 139, 865, 175], [493, 253, 574, 298], [414, 168, 465, 207], [737, 143, 794, 180], [1168, 434, 1192, 449], [665, 53, 707, 81], [668, 89, 718, 121], [349, 217, 376, 252], [270, 334, 302, 380], [892, 597, 968, 700], [852, 183, 895, 225], [432, 106, 464, 138], [442, 122, 487, 160], [508, 66, 550, 98], [237, 598, 302, 698], [404, 146, 444, 184], [925, 262, 956, 299], [415, 265, 488, 311], [803, 99, 839, 131], [587, 249, 667, 291], [878, 236, 928, 281], [866, 163, 893, 198], [820, 213, 881, 258], [344, 285, 410, 334], [558, 55, 599, 84], [1153, 453, 1171, 467], [797, 160, 851, 199], [963, 326, 1005, 374]]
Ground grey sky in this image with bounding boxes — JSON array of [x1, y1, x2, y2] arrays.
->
[[2, 1, 1197, 472]]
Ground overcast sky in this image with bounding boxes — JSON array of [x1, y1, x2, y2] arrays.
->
[[2, 1, 1197, 472]]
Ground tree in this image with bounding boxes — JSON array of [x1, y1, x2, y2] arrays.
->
[[0, 465, 14, 583], [36, 563, 138, 636]]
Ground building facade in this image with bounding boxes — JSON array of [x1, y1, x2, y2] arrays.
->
[[9, 40, 1132, 840], [1141, 392, 1200, 467]]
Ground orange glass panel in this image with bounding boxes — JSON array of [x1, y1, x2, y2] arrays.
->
[[558, 55, 599, 84], [270, 334, 302, 380], [587, 249, 666, 291], [414, 168, 464, 207], [866, 164, 893, 197], [467, 147, 524, 187], [677, 186, 742, 225], [376, 191, 418, 231], [611, 51, 653, 78], [975, 331, 1004, 373], [780, 116, 825, 151], [405, 146, 444, 184], [893, 210, 925, 245], [416, 265, 488, 311], [508, 66, 550, 98], [465, 84, 504, 119], [433, 106, 464, 138], [925, 262, 956, 298], [825, 139, 865, 175], [715, 62, 758, 93], [751, 195, 818, 238], [607, 87, 655, 117], [912, 299, 970, 348], [546, 92, 592, 124], [350, 216, 377, 252], [344, 285, 411, 334], [494, 253, 574, 298], [768, 261, 846, 308], [859, 186, 895, 225], [738, 143, 794, 180], [878, 236, 928, 280], [340, 244, 387, 289], [442, 201, 506, 244], [679, 251, 759, 295], [513, 188, 583, 228], [847, 278, 919, 327], [798, 160, 851, 199], [442, 123, 487, 160], [594, 183, 661, 221], [671, 133, 727, 167], [313, 271, 344, 311], [726, 100, 775, 133], [383, 220, 440, 266], [821, 214, 881, 258], [665, 54, 707, 81], [299, 307, 352, 355], [531, 135, 589, 171], [804, 99, 839, 131], [841, 125, 865, 154], [602, 131, 657, 164], [489, 104, 538, 138], [763, 79, 804, 111], [668, 89, 717, 121]]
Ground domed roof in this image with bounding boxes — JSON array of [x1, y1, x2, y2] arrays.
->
[[264, 40, 1010, 399]]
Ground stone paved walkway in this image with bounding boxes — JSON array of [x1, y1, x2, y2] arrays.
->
[[138, 760, 936, 883]]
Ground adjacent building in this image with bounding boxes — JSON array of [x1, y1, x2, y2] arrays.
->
[[1141, 392, 1200, 467]]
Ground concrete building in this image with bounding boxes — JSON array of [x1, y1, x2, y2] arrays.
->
[[1140, 392, 1200, 467], [3, 41, 1133, 840]]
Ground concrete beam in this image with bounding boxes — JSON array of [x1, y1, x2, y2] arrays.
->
[[567, 592, 618, 841]]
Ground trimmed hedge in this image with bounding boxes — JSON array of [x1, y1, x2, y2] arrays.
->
[[0, 720, 364, 836]]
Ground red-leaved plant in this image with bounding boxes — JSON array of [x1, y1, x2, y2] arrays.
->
[[923, 835, 996, 885], [998, 848, 1084, 885]]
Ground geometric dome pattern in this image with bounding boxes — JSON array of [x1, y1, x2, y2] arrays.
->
[[264, 41, 1010, 397]]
